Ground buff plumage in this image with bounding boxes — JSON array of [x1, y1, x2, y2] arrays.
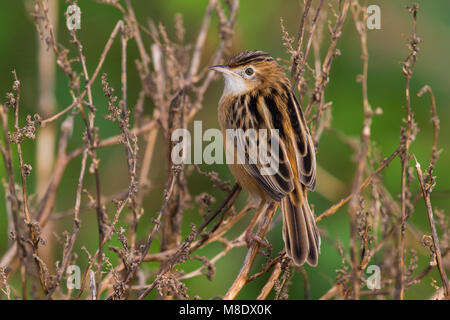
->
[[212, 50, 320, 266]]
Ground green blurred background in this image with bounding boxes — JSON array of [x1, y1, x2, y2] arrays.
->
[[0, 0, 449, 299]]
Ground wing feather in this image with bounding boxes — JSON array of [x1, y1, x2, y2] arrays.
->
[[226, 94, 294, 202], [287, 92, 316, 190]]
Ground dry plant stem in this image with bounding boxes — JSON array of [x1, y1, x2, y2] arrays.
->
[[417, 86, 440, 179], [133, 43, 161, 219], [347, 1, 372, 299], [1, 119, 156, 274], [341, 218, 399, 299], [398, 4, 419, 300], [415, 160, 449, 298], [50, 189, 129, 221], [124, 0, 157, 223], [320, 284, 341, 300], [135, 125, 158, 209], [178, 237, 245, 281], [121, 30, 128, 115], [70, 28, 105, 299], [40, 20, 124, 127], [316, 147, 400, 222], [13, 70, 49, 294], [307, 0, 350, 140], [289, 0, 313, 83], [305, 0, 350, 120], [89, 270, 97, 300], [125, 5, 237, 280], [360, 217, 399, 270], [223, 202, 278, 300], [75, 196, 131, 299], [124, 0, 150, 74], [92, 20, 126, 86], [333, 126, 426, 245], [119, 26, 139, 250], [45, 148, 88, 299], [34, 119, 71, 226], [186, 0, 218, 83], [68, 119, 157, 161], [300, 266, 310, 300], [189, 184, 242, 252], [0, 104, 28, 299], [22, 9, 122, 293], [411, 247, 450, 285], [72, 192, 132, 298], [118, 2, 239, 295], [109, 172, 180, 300], [4, 0, 243, 299], [137, 184, 241, 300], [36, 0, 58, 285], [159, 91, 187, 283], [293, 0, 325, 91], [37, 0, 58, 197], [144, 195, 248, 263], [309, 13, 324, 106], [320, 191, 421, 300], [256, 262, 282, 300], [186, 0, 239, 122], [181, 184, 241, 255], [80, 94, 104, 299], [39, 95, 85, 127], [12, 71, 30, 225]]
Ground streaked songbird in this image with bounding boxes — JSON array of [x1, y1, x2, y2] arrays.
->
[[210, 50, 320, 266]]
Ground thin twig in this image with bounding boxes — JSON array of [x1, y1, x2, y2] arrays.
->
[[414, 158, 449, 298], [398, 4, 419, 300]]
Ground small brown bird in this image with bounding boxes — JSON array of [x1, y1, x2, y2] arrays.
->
[[210, 50, 320, 266]]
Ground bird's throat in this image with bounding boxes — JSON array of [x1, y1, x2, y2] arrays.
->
[[222, 74, 250, 97]]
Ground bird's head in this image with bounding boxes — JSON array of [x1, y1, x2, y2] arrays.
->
[[210, 50, 286, 96]]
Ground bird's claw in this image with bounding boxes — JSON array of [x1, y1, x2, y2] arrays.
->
[[245, 231, 269, 248]]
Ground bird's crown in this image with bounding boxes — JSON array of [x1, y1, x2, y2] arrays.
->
[[226, 50, 274, 68]]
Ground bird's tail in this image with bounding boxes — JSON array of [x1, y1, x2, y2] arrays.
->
[[281, 187, 320, 266]]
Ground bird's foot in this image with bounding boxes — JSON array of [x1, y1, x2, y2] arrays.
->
[[245, 231, 269, 248]]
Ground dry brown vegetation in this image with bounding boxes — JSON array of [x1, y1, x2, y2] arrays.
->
[[0, 0, 448, 300]]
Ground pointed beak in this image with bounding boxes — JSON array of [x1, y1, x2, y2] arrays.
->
[[209, 64, 227, 72], [209, 64, 235, 77]]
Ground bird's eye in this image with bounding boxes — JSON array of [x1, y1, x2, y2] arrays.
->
[[244, 67, 254, 76]]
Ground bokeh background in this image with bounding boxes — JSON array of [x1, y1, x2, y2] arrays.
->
[[0, 0, 449, 299]]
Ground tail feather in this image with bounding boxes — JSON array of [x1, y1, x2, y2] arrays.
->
[[281, 189, 321, 266]]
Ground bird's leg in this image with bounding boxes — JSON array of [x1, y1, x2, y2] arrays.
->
[[245, 200, 269, 248]]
